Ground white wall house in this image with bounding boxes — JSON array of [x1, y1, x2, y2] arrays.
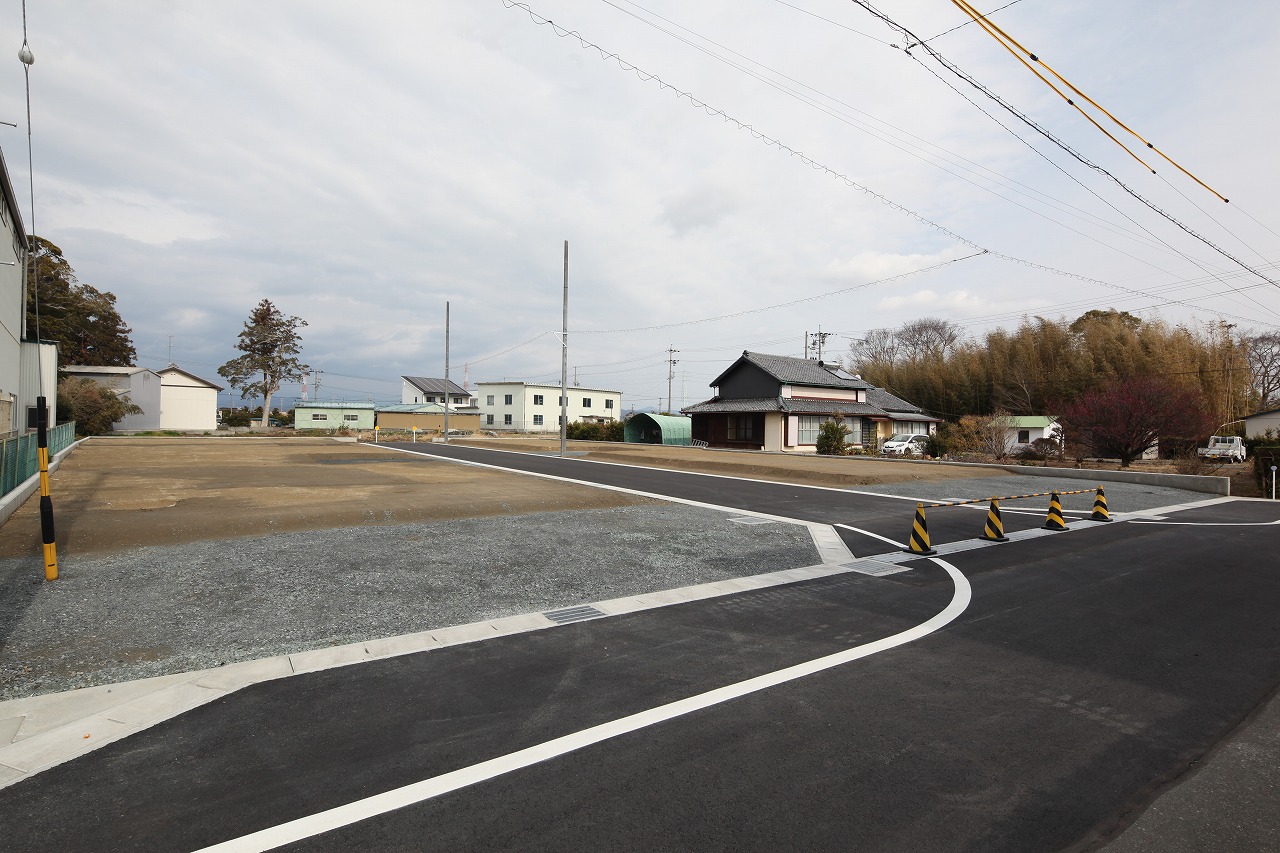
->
[[1002, 416, 1063, 454], [295, 401, 376, 430], [158, 366, 222, 431], [62, 366, 163, 431], [401, 376, 475, 408], [1244, 406, 1280, 438], [475, 382, 622, 431]]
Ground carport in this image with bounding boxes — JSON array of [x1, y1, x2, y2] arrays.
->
[[624, 413, 693, 446]]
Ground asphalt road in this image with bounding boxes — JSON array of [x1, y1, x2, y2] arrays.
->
[[2, 446, 1276, 851]]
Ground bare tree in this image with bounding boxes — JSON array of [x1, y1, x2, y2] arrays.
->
[[844, 328, 898, 373], [896, 317, 964, 362], [1244, 332, 1280, 409]]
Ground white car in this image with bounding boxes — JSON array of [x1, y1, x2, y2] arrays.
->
[[881, 433, 929, 456]]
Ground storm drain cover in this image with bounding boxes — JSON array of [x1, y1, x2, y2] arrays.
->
[[844, 560, 911, 577], [729, 517, 774, 525], [544, 605, 606, 624]]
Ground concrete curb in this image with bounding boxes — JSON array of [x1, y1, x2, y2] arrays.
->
[[0, 438, 87, 527]]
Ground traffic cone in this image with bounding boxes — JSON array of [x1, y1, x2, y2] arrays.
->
[[1091, 486, 1111, 521], [979, 499, 1009, 542], [1043, 491, 1068, 530], [904, 503, 938, 556]]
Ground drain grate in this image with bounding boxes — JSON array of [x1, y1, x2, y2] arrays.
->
[[543, 605, 606, 625]]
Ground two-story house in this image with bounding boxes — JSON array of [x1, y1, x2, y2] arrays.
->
[[683, 351, 939, 452]]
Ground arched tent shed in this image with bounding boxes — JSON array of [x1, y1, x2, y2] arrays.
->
[[625, 413, 693, 446]]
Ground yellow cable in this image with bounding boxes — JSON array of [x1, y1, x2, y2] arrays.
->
[[943, 0, 1155, 173], [948, 0, 1228, 201]]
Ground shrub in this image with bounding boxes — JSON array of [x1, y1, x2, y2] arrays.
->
[[816, 419, 850, 455], [1018, 437, 1061, 462], [566, 421, 624, 442]]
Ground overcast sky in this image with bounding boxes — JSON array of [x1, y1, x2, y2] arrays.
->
[[3, 0, 1278, 411]]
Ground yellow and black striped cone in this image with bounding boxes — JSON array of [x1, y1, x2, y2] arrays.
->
[[979, 499, 1009, 542], [904, 503, 938, 556], [1043, 491, 1068, 530], [1091, 486, 1111, 521]]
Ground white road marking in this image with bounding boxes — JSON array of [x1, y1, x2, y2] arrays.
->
[[1129, 520, 1280, 526], [193, 560, 973, 853]]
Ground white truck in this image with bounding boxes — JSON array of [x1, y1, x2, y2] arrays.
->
[[1198, 435, 1247, 463]]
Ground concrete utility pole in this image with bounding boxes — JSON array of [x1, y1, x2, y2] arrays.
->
[[443, 301, 450, 444], [667, 346, 679, 414], [560, 241, 569, 457]]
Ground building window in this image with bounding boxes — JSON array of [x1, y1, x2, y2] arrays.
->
[[533, 414, 544, 426], [558, 415, 565, 425], [486, 414, 494, 425], [424, 396, 435, 403], [312, 413, 327, 421], [582, 397, 592, 408], [486, 395, 495, 406], [504, 394, 513, 405], [797, 416, 822, 445], [727, 415, 755, 441], [1017, 429, 1030, 444], [533, 394, 544, 406], [344, 414, 359, 421], [558, 396, 565, 406], [504, 414, 512, 425], [605, 399, 614, 409]]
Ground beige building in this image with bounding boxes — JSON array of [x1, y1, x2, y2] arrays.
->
[[158, 366, 222, 431], [376, 404, 481, 433]]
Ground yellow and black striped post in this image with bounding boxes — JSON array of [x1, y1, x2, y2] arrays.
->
[[904, 502, 938, 556], [1091, 485, 1111, 521], [1042, 490, 1068, 531], [979, 499, 1009, 542], [36, 396, 58, 581]]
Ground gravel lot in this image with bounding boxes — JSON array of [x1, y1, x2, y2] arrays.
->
[[0, 504, 816, 700]]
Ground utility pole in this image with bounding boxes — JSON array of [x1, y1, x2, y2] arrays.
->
[[807, 328, 831, 361], [443, 301, 450, 444], [560, 241, 569, 457], [666, 346, 679, 414], [167, 335, 174, 365]]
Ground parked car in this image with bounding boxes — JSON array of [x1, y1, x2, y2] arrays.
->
[[882, 433, 929, 456]]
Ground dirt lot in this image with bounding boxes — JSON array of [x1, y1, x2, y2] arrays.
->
[[0, 436, 1009, 559]]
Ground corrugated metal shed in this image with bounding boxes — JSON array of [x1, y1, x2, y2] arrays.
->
[[625, 413, 692, 446]]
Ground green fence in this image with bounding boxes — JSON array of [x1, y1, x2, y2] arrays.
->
[[0, 423, 77, 499]]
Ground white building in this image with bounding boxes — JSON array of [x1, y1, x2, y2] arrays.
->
[[61, 366, 163, 431], [158, 366, 222, 431], [1244, 406, 1280, 438], [1002, 415, 1063, 454], [475, 382, 621, 431], [0, 146, 57, 435], [401, 376, 475, 409]]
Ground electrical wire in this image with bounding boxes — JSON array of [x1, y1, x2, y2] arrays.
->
[[844, 0, 1280, 293]]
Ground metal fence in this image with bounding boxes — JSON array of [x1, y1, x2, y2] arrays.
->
[[0, 423, 77, 499]]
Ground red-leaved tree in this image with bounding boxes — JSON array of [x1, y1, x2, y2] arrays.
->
[[1056, 376, 1216, 467]]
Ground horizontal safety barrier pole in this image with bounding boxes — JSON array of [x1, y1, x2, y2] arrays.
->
[[920, 487, 1099, 509]]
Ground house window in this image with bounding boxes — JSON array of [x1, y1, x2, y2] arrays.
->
[[486, 395, 495, 406], [486, 415, 494, 425], [504, 394, 513, 405], [312, 413, 327, 421], [558, 396, 565, 406], [727, 415, 755, 441], [504, 414, 512, 425], [605, 400, 614, 409], [533, 414, 544, 426], [533, 395, 544, 406], [344, 414, 359, 421], [424, 396, 435, 403], [797, 416, 823, 445], [582, 398, 592, 408], [1017, 429, 1031, 444]]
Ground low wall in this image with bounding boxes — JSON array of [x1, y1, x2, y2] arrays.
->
[[992, 463, 1231, 496], [0, 438, 86, 527]]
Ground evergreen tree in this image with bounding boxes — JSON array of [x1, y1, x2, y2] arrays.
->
[[25, 236, 136, 366], [218, 299, 309, 427]]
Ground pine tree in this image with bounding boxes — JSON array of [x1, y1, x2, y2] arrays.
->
[[217, 299, 308, 427]]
